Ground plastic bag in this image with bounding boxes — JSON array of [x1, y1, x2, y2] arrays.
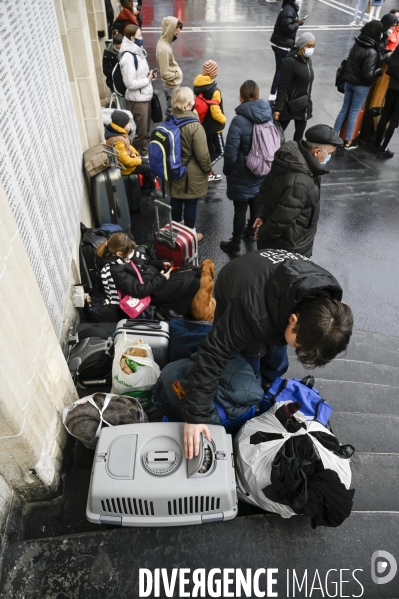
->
[[234, 401, 352, 518], [62, 392, 147, 449], [111, 332, 160, 408]]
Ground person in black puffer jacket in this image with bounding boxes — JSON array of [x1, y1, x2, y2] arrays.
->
[[182, 249, 353, 460], [253, 125, 343, 258], [374, 42, 399, 158], [97, 232, 201, 317], [334, 21, 382, 150], [220, 80, 272, 256], [269, 0, 306, 100], [273, 32, 315, 143]]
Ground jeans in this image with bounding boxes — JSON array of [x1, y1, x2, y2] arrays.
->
[[232, 197, 257, 243], [334, 82, 369, 141], [171, 197, 198, 229], [245, 345, 289, 384], [279, 119, 307, 143], [164, 86, 179, 117], [271, 46, 289, 95], [353, 0, 367, 21]]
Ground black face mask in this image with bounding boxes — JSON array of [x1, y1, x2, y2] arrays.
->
[[172, 35, 177, 42]]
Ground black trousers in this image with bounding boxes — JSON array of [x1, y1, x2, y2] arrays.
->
[[375, 87, 399, 150], [279, 119, 307, 143], [271, 46, 289, 95], [152, 268, 201, 315], [232, 198, 257, 243], [207, 132, 225, 166], [134, 162, 154, 191]]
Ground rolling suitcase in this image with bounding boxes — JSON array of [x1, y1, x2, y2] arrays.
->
[[91, 167, 131, 232], [123, 173, 142, 213], [114, 319, 169, 369], [339, 106, 365, 142], [154, 200, 198, 267]]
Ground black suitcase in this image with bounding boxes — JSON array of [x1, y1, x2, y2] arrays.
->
[[123, 173, 142, 213], [91, 167, 131, 232]]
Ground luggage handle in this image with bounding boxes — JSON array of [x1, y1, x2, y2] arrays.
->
[[116, 198, 122, 217], [122, 321, 162, 330], [154, 199, 174, 243]]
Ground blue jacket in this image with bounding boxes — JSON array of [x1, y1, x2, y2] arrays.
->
[[223, 99, 272, 202]]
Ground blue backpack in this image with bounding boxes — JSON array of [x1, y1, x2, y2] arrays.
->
[[149, 115, 198, 182], [263, 376, 333, 426]]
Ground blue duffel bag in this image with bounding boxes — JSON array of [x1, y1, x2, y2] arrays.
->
[[169, 318, 212, 362], [263, 375, 333, 426]]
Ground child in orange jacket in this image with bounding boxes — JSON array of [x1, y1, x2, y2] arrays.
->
[[104, 110, 161, 197], [193, 60, 226, 182]]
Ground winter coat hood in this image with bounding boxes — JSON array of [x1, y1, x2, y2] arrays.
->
[[104, 40, 120, 56], [282, 0, 298, 9], [355, 33, 379, 50], [193, 74, 217, 94], [160, 16, 179, 44], [381, 13, 398, 32], [274, 140, 328, 176], [104, 122, 127, 140], [235, 99, 272, 124]]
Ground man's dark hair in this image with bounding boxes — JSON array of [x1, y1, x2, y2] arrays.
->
[[113, 33, 123, 45], [177, 20, 184, 29], [390, 8, 399, 13], [293, 297, 353, 368]]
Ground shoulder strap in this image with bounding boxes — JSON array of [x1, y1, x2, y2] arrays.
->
[[122, 51, 138, 70], [130, 260, 144, 284], [106, 135, 130, 150], [175, 117, 199, 128]]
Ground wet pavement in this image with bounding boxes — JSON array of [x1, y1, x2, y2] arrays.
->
[[129, 0, 399, 337]]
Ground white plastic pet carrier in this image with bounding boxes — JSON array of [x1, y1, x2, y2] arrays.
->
[[87, 422, 237, 526]]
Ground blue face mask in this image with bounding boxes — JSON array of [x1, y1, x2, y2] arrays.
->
[[134, 38, 144, 47], [320, 153, 331, 165]]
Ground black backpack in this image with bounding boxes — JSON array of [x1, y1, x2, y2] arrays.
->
[[79, 223, 124, 293], [112, 51, 138, 97]]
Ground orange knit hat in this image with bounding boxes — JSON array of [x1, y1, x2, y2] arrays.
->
[[203, 60, 218, 79]]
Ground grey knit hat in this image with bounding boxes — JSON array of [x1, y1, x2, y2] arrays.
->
[[295, 32, 316, 49], [111, 110, 130, 128]]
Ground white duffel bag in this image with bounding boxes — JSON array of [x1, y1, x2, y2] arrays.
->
[[102, 93, 136, 141]]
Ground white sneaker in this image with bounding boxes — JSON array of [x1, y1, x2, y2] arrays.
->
[[359, 20, 364, 24], [350, 20, 358, 26], [269, 93, 277, 101], [208, 173, 222, 182]]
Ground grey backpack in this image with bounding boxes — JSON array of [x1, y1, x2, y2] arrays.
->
[[246, 121, 281, 177]]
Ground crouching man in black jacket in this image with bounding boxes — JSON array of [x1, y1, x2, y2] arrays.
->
[[183, 249, 353, 458], [253, 125, 343, 258]]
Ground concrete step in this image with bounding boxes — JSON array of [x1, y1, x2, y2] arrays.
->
[[288, 341, 399, 367], [352, 453, 399, 512], [286, 358, 399, 387], [350, 329, 399, 352], [1, 513, 398, 599], [331, 412, 399, 454]]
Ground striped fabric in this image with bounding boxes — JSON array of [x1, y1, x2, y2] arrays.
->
[[101, 259, 124, 305]]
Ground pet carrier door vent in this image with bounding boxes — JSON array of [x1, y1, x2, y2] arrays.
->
[[101, 497, 155, 516], [167, 496, 221, 515]]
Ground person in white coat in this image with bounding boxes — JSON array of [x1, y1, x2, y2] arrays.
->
[[120, 24, 157, 156]]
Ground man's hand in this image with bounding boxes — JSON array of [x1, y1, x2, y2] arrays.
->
[[299, 18, 306, 25], [184, 423, 212, 459], [147, 70, 154, 80], [161, 266, 172, 280], [273, 111, 280, 121], [253, 217, 264, 239]]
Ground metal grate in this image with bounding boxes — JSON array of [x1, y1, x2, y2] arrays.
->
[[167, 496, 220, 515], [101, 498, 154, 516]]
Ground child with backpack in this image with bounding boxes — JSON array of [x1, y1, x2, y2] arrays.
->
[[105, 110, 161, 198], [193, 60, 226, 183], [102, 33, 123, 94], [149, 88, 212, 241]]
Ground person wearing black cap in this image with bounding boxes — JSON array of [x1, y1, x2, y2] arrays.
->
[[252, 125, 342, 258], [105, 110, 161, 197]]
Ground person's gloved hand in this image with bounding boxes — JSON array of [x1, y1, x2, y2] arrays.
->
[[184, 422, 212, 459]]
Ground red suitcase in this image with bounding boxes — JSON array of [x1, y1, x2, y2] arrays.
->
[[154, 200, 198, 267], [339, 106, 365, 142]]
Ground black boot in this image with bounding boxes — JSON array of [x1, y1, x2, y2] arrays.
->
[[220, 238, 241, 257], [376, 148, 394, 159]]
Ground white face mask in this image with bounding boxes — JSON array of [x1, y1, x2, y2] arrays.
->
[[303, 47, 314, 57], [127, 250, 134, 260], [387, 28, 394, 35]]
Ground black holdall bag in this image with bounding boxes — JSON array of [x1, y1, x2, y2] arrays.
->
[[151, 92, 163, 123], [67, 327, 114, 388]]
